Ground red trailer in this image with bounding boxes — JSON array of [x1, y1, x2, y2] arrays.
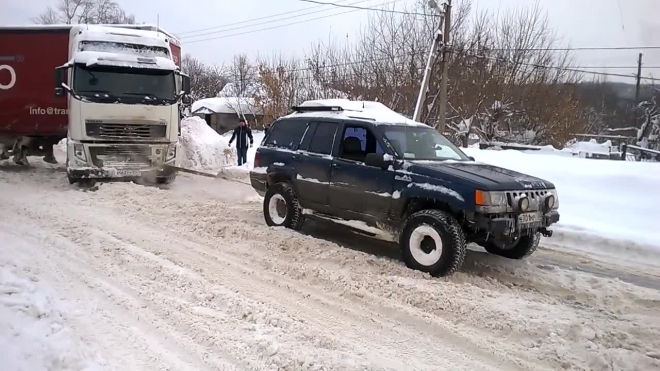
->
[[0, 24, 182, 163]]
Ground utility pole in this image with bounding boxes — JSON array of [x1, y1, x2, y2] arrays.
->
[[412, 18, 444, 123], [436, 0, 452, 134], [634, 53, 643, 104], [632, 53, 643, 127]]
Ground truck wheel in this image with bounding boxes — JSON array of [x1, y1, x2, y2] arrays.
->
[[156, 174, 177, 185], [400, 209, 467, 277], [484, 232, 540, 259], [263, 182, 305, 230]]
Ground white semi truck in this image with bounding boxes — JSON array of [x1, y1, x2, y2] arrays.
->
[[0, 24, 190, 185]]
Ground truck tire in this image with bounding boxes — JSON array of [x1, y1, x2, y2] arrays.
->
[[156, 174, 177, 185], [400, 209, 467, 277], [484, 232, 540, 259], [263, 182, 305, 231]]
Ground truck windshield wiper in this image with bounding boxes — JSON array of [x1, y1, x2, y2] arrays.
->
[[122, 92, 173, 104], [78, 90, 120, 102]]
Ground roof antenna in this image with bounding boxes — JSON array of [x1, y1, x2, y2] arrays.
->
[[362, 101, 365, 109]]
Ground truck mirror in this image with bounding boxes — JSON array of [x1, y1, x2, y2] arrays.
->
[[54, 67, 66, 97], [181, 74, 191, 94]]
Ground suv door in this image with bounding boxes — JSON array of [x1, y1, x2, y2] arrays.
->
[[328, 123, 395, 218], [294, 121, 338, 207]]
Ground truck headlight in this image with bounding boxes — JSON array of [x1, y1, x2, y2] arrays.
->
[[73, 143, 86, 161], [166, 144, 177, 161], [475, 190, 508, 213]]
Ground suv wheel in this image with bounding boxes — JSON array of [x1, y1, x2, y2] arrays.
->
[[263, 182, 305, 230], [400, 209, 467, 277], [484, 232, 540, 259]]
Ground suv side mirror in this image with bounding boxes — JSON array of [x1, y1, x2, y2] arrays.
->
[[365, 153, 391, 169], [468, 156, 475, 161]]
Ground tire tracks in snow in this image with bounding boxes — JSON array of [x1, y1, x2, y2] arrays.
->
[[0, 187, 516, 370]]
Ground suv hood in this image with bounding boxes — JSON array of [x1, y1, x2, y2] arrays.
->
[[407, 160, 555, 191]]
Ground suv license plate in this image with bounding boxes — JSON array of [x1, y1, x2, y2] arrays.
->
[[518, 212, 542, 225], [115, 169, 142, 177]]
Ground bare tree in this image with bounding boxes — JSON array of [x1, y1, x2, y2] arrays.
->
[[181, 54, 228, 100], [33, 0, 136, 25]]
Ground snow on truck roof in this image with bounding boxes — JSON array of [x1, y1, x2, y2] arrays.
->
[[283, 99, 428, 127], [69, 51, 177, 70], [0, 23, 180, 45]]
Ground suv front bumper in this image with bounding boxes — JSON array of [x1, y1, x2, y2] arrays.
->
[[474, 210, 560, 234]]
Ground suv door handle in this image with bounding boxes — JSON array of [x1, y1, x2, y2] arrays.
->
[[292, 154, 300, 160], [332, 163, 340, 168]]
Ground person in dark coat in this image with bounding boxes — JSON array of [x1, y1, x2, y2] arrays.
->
[[229, 118, 254, 166]]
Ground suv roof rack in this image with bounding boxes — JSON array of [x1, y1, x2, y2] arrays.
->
[[291, 105, 344, 112]]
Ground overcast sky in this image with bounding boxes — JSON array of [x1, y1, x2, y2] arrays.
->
[[3, 0, 659, 83]]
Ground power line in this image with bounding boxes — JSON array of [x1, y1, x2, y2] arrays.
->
[[297, 0, 439, 17], [185, 0, 401, 44], [181, 0, 372, 40], [175, 0, 357, 36], [474, 46, 660, 52]]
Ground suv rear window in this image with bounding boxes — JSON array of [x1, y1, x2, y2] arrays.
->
[[308, 122, 338, 155], [264, 120, 308, 150]]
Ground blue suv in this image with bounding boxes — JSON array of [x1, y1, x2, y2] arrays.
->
[[250, 101, 560, 277]]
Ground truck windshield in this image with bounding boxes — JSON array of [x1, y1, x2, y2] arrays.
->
[[379, 125, 470, 161], [73, 65, 176, 104]]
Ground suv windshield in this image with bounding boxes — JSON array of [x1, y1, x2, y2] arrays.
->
[[73, 64, 176, 104], [379, 125, 469, 161]]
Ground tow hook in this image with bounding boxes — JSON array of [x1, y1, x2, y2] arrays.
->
[[540, 228, 553, 237]]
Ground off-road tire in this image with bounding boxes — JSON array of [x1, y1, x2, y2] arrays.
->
[[263, 182, 305, 230], [400, 209, 467, 277], [484, 232, 540, 259]]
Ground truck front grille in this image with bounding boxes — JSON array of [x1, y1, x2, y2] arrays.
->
[[88, 146, 151, 168], [86, 122, 167, 140]]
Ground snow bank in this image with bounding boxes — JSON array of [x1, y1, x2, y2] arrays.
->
[[180, 116, 236, 171], [0, 266, 101, 370], [463, 147, 660, 250]]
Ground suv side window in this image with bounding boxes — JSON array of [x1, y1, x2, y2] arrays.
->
[[308, 122, 338, 155], [263, 120, 308, 150], [339, 125, 384, 162]]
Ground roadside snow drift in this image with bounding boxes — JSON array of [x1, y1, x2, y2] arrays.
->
[[463, 147, 660, 250], [0, 264, 100, 370], [180, 116, 236, 171]]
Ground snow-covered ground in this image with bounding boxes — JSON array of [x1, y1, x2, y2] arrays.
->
[[1, 117, 660, 370]]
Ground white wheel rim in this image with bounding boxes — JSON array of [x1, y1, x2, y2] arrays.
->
[[268, 194, 287, 225], [409, 225, 443, 266]]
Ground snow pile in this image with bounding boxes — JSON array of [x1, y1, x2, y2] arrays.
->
[[180, 116, 236, 171], [0, 266, 101, 370], [463, 147, 660, 250]]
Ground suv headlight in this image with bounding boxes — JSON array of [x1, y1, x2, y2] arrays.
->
[[546, 189, 559, 210], [166, 144, 177, 161], [475, 190, 508, 213]]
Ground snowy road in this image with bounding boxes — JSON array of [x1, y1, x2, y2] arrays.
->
[[1, 165, 660, 370]]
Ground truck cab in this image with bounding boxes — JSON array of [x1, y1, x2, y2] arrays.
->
[[54, 25, 190, 184]]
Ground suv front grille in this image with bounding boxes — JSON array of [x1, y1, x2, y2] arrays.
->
[[86, 122, 167, 140], [88, 146, 151, 168], [505, 190, 550, 211]]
